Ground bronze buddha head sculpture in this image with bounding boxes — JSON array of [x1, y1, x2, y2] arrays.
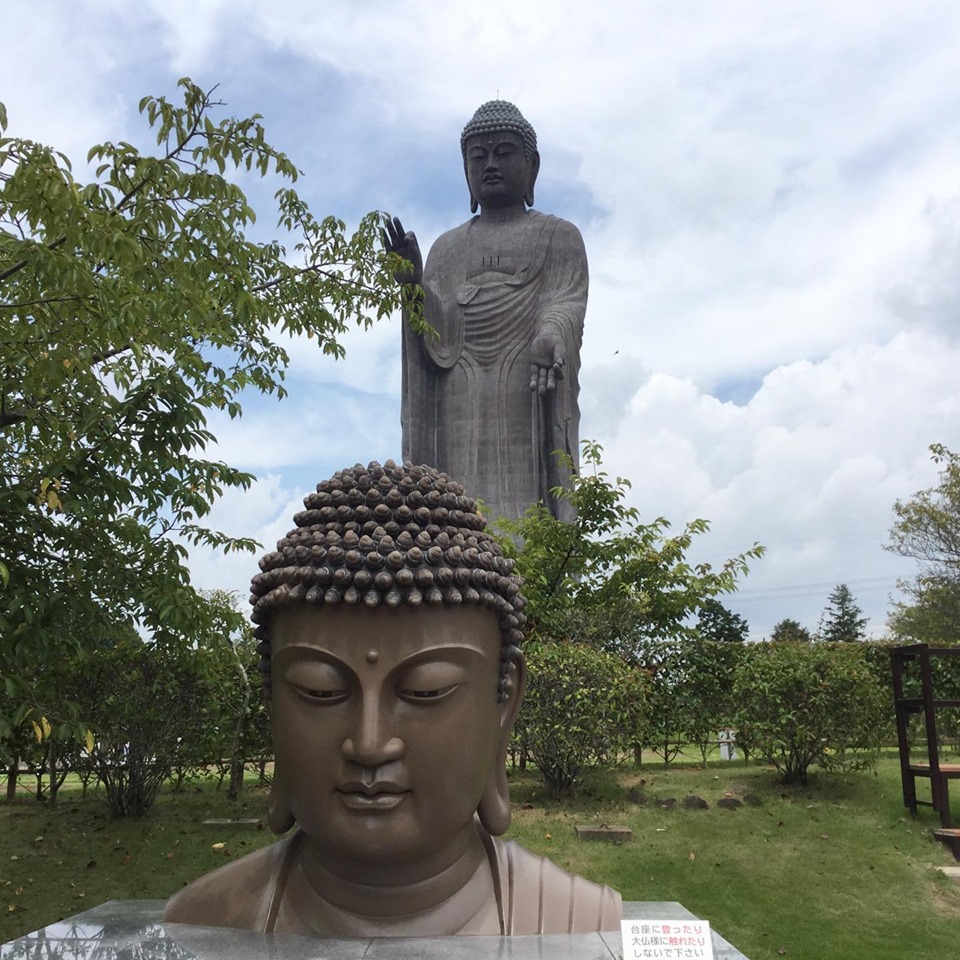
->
[[164, 461, 620, 936], [249, 460, 526, 849]]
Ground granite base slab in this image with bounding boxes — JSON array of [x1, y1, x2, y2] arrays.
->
[[1, 899, 749, 959]]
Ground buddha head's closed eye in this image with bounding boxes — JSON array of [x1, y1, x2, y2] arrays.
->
[[249, 461, 527, 856]]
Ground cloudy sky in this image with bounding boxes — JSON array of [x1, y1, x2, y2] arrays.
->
[[5, 0, 959, 638]]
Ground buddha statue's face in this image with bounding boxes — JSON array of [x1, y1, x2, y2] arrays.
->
[[269, 604, 518, 868], [464, 130, 537, 211]]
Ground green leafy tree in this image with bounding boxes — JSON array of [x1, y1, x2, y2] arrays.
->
[[633, 640, 688, 765], [500, 442, 764, 657], [64, 638, 216, 816], [637, 634, 743, 767], [680, 635, 744, 765], [500, 443, 761, 773], [818, 583, 868, 642], [0, 700, 45, 801], [514, 640, 649, 797], [733, 641, 888, 784], [770, 618, 812, 643], [886, 444, 960, 644], [888, 577, 960, 645], [696, 599, 749, 644], [634, 607, 749, 775], [186, 589, 257, 799], [0, 615, 125, 801], [0, 80, 404, 715]]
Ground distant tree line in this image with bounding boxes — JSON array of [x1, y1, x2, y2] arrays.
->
[[769, 582, 869, 645]]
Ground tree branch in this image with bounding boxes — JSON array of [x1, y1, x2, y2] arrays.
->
[[0, 409, 28, 429], [1, 295, 92, 311], [89, 342, 135, 367], [0, 236, 67, 284]]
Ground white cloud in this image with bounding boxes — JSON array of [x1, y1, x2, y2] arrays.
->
[[592, 331, 960, 635], [204, 380, 401, 472], [0, 5, 128, 156], [888, 192, 960, 341], [186, 474, 301, 596]]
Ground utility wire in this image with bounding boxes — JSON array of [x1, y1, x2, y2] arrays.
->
[[730, 575, 900, 603]]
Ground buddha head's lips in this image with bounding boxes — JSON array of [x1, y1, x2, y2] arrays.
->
[[337, 780, 408, 797], [335, 781, 410, 811]]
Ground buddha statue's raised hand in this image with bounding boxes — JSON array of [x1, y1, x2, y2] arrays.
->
[[382, 215, 423, 286]]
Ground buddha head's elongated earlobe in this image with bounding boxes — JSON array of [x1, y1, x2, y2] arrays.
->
[[477, 654, 526, 836], [267, 775, 295, 834], [524, 151, 540, 209]]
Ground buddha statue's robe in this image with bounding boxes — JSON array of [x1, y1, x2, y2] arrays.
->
[[402, 210, 587, 523], [162, 826, 621, 936]]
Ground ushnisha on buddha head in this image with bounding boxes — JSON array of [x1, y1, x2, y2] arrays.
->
[[249, 460, 528, 854]]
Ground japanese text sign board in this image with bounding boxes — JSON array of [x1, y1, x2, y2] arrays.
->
[[621, 919, 715, 960]]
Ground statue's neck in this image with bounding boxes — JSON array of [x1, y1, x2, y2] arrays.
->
[[477, 204, 527, 224], [292, 825, 495, 931]]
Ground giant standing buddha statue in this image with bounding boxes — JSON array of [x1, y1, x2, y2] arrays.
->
[[163, 460, 622, 936], [385, 101, 587, 523]]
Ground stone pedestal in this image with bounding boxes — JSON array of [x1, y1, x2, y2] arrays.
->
[[1, 899, 750, 959]]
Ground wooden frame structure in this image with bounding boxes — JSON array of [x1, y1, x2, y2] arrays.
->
[[891, 643, 960, 829]]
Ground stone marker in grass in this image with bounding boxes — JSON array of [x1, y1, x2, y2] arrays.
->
[[575, 824, 633, 842]]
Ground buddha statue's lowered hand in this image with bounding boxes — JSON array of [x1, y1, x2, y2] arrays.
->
[[529, 324, 565, 396]]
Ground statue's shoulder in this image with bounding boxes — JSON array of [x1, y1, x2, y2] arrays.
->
[[523, 211, 586, 263], [429, 218, 475, 252], [526, 209, 580, 231], [429, 212, 580, 243], [162, 836, 292, 930], [533, 210, 586, 248], [424, 213, 584, 278], [488, 835, 622, 934]]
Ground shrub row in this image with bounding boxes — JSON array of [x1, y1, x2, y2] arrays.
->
[[1, 638, 270, 815], [2, 635, 899, 810], [516, 637, 894, 792]]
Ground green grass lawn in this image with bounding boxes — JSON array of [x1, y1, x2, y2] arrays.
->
[[2, 754, 957, 959]]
